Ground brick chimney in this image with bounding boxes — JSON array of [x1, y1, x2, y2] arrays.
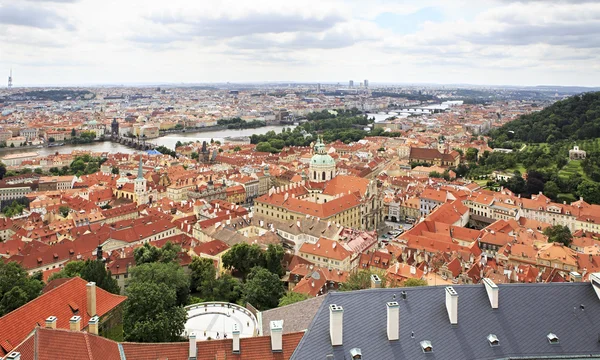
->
[[445, 287, 458, 325], [88, 316, 99, 335], [232, 324, 240, 354], [70, 315, 81, 332], [86, 282, 97, 316], [270, 320, 283, 353], [45, 316, 57, 329], [329, 304, 343, 346], [189, 332, 197, 359]]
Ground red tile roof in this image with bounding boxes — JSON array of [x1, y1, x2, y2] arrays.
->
[[0, 277, 126, 356], [13, 327, 304, 360]]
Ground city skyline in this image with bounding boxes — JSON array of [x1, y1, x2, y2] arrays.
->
[[1, 0, 600, 86]]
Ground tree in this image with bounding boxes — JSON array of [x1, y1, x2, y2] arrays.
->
[[2, 200, 25, 218], [129, 262, 189, 306], [0, 262, 43, 316], [278, 292, 309, 307], [403, 278, 428, 287], [59, 205, 70, 218], [233, 146, 241, 152], [123, 281, 186, 343], [0, 163, 6, 179], [212, 274, 243, 304], [189, 257, 216, 299], [112, 167, 119, 175], [242, 267, 284, 311], [79, 260, 121, 295], [190, 152, 199, 160], [543, 225, 573, 247], [340, 269, 386, 291], [222, 243, 265, 278], [134, 242, 181, 265], [71, 128, 76, 137], [544, 181, 560, 201], [48, 137, 55, 143], [264, 244, 285, 277], [48, 260, 85, 281], [70, 159, 85, 173], [256, 142, 275, 153], [578, 181, 600, 204], [465, 148, 479, 162]]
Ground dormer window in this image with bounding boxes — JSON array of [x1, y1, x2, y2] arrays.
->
[[487, 334, 499, 347], [420, 340, 433, 353], [547, 333, 559, 344]]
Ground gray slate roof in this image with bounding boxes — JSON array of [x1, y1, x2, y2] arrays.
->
[[291, 282, 600, 360], [260, 296, 325, 336]]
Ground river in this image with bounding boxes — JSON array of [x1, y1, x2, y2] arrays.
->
[[1, 125, 295, 157]]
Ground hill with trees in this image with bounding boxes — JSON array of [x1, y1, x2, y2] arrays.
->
[[491, 92, 600, 144]]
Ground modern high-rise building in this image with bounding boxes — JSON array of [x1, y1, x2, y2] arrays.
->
[[7, 69, 12, 89], [317, 83, 321, 93], [364, 79, 369, 88], [349, 80, 354, 88]]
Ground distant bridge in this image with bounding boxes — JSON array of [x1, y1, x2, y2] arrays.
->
[[111, 135, 157, 150]]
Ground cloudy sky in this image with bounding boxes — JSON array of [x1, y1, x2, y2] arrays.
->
[[1, 0, 599, 86]]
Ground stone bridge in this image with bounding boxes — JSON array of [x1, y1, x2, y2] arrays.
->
[[112, 135, 157, 150]]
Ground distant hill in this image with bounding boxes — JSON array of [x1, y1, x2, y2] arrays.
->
[[492, 92, 600, 143]]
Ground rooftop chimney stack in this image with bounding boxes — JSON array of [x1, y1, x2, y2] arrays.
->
[[445, 287, 458, 325], [70, 315, 81, 332], [232, 324, 240, 354], [570, 271, 582, 282], [482, 278, 499, 309], [6, 352, 20, 360], [329, 304, 344, 346], [270, 320, 283, 352], [387, 302, 399, 341], [189, 332, 197, 359], [88, 316, 99, 335], [590, 273, 600, 300], [86, 282, 97, 316], [45, 316, 57, 329], [370, 274, 382, 288]]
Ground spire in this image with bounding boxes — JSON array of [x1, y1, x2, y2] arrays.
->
[[137, 156, 144, 179]]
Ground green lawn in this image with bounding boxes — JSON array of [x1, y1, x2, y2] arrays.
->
[[559, 160, 588, 180]]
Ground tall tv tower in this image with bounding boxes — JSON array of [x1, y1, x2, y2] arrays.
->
[[7, 69, 12, 89]]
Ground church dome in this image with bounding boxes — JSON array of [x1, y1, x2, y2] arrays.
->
[[310, 153, 335, 166]]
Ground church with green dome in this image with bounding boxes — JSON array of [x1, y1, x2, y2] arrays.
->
[[309, 136, 336, 182]]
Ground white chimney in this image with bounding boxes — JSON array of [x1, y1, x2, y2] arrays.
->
[[86, 282, 97, 316], [386, 302, 399, 341], [88, 316, 99, 335], [270, 320, 283, 352], [329, 304, 343, 346], [5, 352, 21, 360], [445, 287, 458, 325], [45, 316, 57, 329], [590, 273, 600, 300], [482, 278, 499, 309], [189, 332, 197, 359], [370, 274, 382, 288], [70, 315, 81, 332], [232, 323, 240, 354]]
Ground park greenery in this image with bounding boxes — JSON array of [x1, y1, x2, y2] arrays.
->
[[47, 259, 121, 294], [278, 292, 310, 307], [218, 117, 266, 129], [0, 262, 43, 316], [465, 92, 600, 204], [543, 225, 573, 247]]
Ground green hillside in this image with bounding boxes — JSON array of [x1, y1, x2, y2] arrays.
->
[[491, 92, 600, 144]]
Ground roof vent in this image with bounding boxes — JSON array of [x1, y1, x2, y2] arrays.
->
[[547, 333, 559, 344], [420, 340, 433, 353], [487, 334, 499, 347], [350, 348, 362, 359]]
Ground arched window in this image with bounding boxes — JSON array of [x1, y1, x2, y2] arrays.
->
[[313, 171, 316, 180], [322, 172, 325, 181]]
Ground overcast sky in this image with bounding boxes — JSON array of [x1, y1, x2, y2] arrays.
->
[[1, 0, 599, 87]]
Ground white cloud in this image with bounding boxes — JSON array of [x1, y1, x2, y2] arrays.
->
[[1, 0, 600, 86]]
